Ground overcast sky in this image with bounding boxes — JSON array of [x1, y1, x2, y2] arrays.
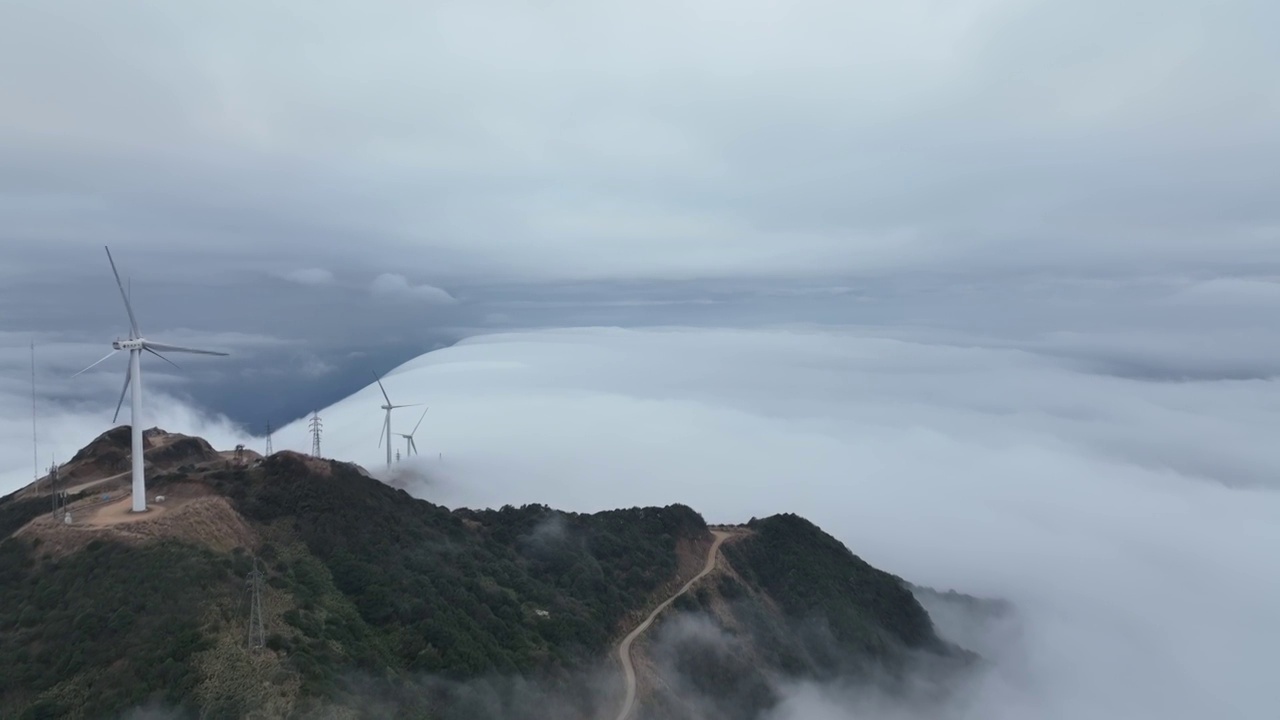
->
[[2, 0, 1277, 283], [3, 0, 1279, 428], [1, 3, 1278, 717]]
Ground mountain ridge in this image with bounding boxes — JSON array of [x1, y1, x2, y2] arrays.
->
[[1, 428, 979, 719]]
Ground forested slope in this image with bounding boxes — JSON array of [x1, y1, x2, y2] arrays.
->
[[0, 440, 973, 720], [1, 450, 714, 719]]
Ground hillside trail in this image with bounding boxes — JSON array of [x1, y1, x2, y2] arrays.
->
[[612, 530, 730, 720], [66, 470, 128, 495]]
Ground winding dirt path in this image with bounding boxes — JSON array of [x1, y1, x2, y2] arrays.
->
[[66, 470, 129, 495], [613, 530, 730, 720]]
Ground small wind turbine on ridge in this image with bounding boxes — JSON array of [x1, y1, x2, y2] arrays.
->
[[73, 246, 229, 513], [395, 408, 429, 460], [373, 371, 422, 468]]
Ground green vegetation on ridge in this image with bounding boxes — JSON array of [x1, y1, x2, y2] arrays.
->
[[0, 539, 234, 720], [637, 515, 954, 720], [727, 514, 940, 661], [195, 453, 708, 713], [0, 447, 965, 720]]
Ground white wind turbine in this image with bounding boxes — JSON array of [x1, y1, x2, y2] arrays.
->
[[74, 246, 229, 513], [394, 408, 429, 460], [373, 372, 422, 468]]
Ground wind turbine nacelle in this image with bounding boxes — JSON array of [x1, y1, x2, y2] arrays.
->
[[113, 339, 145, 350]]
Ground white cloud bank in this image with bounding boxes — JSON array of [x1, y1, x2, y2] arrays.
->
[[0, 336, 255, 496], [370, 273, 457, 305], [274, 325, 1277, 719], [2, 324, 1275, 718], [0, 392, 249, 497]]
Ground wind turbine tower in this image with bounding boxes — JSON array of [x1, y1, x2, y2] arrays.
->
[[373, 372, 421, 468], [74, 246, 229, 513], [395, 408, 429, 459]]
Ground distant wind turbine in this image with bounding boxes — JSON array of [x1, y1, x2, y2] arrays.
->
[[373, 372, 421, 468], [395, 408, 429, 459], [74, 246, 229, 513]]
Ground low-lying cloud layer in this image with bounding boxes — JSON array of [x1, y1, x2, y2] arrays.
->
[[0, 334, 251, 493], [2, 324, 1275, 718], [286, 326, 1276, 718]]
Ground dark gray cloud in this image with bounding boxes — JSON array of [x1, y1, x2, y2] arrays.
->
[[3, 0, 1277, 429], [1, 0, 1277, 283]]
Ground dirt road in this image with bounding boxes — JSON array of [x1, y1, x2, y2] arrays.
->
[[613, 530, 730, 720], [66, 470, 129, 495]]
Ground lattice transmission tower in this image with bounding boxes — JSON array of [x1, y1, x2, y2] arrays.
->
[[49, 459, 66, 518], [309, 411, 323, 458], [246, 558, 266, 652], [264, 421, 273, 456]]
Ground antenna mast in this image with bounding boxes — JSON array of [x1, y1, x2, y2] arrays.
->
[[31, 341, 38, 490], [309, 411, 323, 458], [264, 421, 273, 456]]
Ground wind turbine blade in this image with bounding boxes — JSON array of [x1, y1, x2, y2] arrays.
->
[[104, 246, 141, 338], [144, 346, 180, 370], [390, 403, 423, 409], [378, 414, 388, 447], [72, 349, 119, 377], [372, 372, 392, 405], [112, 368, 132, 424], [409, 437, 417, 455], [143, 342, 228, 356], [411, 408, 428, 435]]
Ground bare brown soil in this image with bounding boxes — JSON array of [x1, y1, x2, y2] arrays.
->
[[220, 447, 264, 464], [614, 529, 750, 720], [271, 451, 333, 477], [12, 427, 225, 501], [16, 482, 257, 557], [64, 470, 131, 495], [627, 528, 754, 716], [673, 532, 715, 585]]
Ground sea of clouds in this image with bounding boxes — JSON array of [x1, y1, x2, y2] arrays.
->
[[2, 325, 1276, 718]]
